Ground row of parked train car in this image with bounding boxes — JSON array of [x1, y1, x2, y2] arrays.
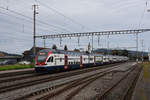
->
[[35, 49, 129, 72]]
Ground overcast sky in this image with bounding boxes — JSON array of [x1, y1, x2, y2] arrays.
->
[[0, 0, 150, 54]]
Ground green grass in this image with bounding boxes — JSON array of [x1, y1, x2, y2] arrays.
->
[[0, 64, 34, 71], [0, 59, 5, 62], [140, 62, 150, 81]]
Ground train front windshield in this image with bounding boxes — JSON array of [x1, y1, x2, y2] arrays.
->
[[37, 52, 48, 62]]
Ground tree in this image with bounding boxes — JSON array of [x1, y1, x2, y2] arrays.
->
[[112, 49, 121, 55], [85, 50, 89, 54], [121, 49, 128, 56], [64, 45, 68, 51], [74, 48, 80, 52], [52, 44, 57, 50]]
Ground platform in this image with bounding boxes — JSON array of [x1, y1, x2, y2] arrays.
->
[[131, 63, 150, 100]]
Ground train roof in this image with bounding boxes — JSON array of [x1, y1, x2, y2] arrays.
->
[[38, 49, 128, 58], [38, 49, 103, 56], [38, 49, 84, 56]]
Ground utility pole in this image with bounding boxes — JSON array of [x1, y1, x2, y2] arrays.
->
[[98, 36, 100, 46], [43, 37, 46, 48], [60, 37, 62, 47], [107, 35, 110, 55], [141, 39, 144, 62], [148, 48, 150, 62], [78, 37, 80, 46], [136, 33, 139, 62], [33, 4, 38, 64], [92, 34, 93, 52]]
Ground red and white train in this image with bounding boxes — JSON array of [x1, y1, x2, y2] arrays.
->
[[35, 49, 128, 72]]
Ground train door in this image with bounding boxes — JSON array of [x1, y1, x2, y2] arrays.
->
[[64, 55, 68, 70], [80, 56, 83, 68], [94, 56, 96, 65]]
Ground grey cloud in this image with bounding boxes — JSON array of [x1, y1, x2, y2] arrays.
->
[[0, 0, 150, 54]]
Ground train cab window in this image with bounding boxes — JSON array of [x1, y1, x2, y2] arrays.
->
[[51, 57, 53, 62], [47, 56, 53, 62]]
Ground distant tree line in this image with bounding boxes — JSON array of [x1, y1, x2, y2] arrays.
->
[[112, 49, 128, 56]]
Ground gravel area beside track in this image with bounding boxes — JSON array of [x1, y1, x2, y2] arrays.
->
[[38, 63, 135, 100], [71, 72, 125, 100], [0, 63, 131, 100], [0, 62, 135, 100], [22, 62, 134, 100], [99, 66, 141, 100], [0, 63, 122, 93]]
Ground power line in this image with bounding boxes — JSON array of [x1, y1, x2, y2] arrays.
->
[[0, 11, 33, 23], [0, 11, 60, 34], [135, 0, 148, 62], [37, 0, 90, 31], [0, 6, 71, 32], [138, 1, 148, 28]]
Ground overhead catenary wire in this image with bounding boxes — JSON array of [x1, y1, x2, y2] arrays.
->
[[0, 9, 65, 33], [0, 12, 60, 34], [0, 0, 149, 53], [0, 6, 71, 32], [138, 0, 148, 28], [36, 0, 90, 31]]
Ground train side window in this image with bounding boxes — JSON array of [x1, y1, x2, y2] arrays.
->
[[60, 58, 62, 62]]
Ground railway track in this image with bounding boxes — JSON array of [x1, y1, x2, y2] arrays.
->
[[97, 65, 142, 100], [0, 63, 122, 94], [37, 69, 115, 100], [0, 69, 34, 78], [0, 73, 42, 83], [0, 63, 121, 84], [14, 62, 133, 100]]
